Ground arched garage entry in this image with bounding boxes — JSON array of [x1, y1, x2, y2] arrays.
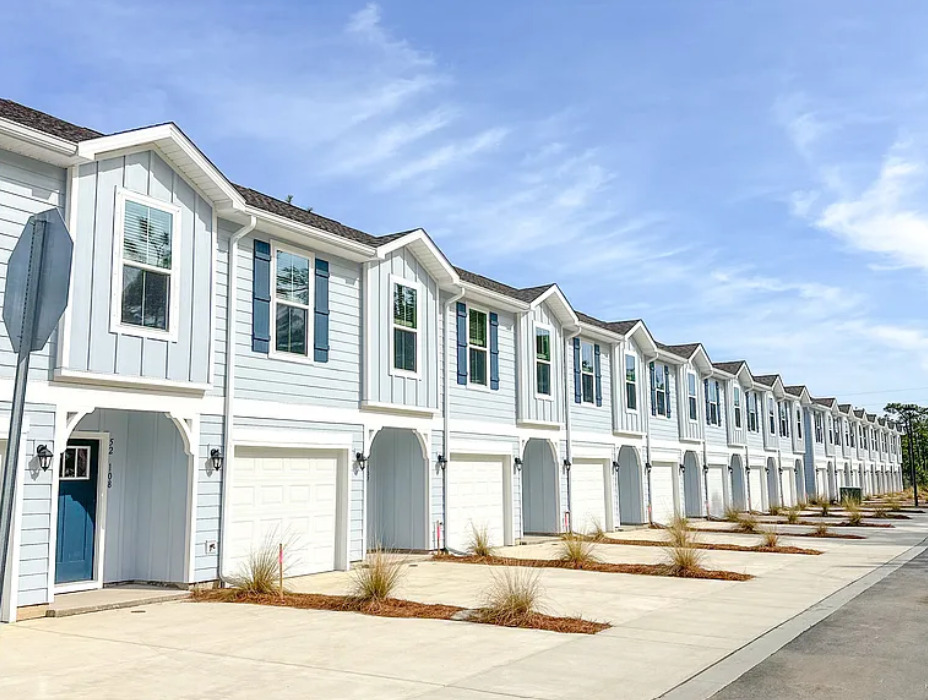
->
[[766, 457, 780, 509], [521, 438, 559, 534], [826, 460, 837, 501], [794, 459, 804, 504], [730, 454, 747, 511], [682, 451, 702, 518], [617, 445, 644, 525], [367, 428, 428, 551]]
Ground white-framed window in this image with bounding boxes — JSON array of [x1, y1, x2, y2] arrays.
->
[[391, 278, 419, 375], [747, 391, 759, 432], [796, 408, 803, 439], [779, 402, 789, 437], [707, 380, 720, 426], [468, 307, 489, 387], [111, 189, 181, 340], [271, 243, 312, 358], [827, 417, 834, 445], [768, 397, 776, 435], [625, 354, 637, 412], [849, 424, 856, 448], [687, 372, 698, 421], [59, 446, 91, 481], [653, 363, 670, 417], [535, 324, 552, 397], [733, 386, 742, 429], [580, 340, 595, 404], [814, 413, 824, 443]]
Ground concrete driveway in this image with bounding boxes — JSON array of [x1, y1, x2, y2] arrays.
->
[[2, 519, 925, 700]]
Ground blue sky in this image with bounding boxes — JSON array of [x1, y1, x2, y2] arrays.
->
[[3, 1, 927, 410]]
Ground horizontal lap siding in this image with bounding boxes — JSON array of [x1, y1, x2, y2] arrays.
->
[[569, 337, 612, 434], [67, 151, 213, 384], [234, 231, 361, 407], [0, 149, 66, 380], [196, 414, 223, 582], [11, 404, 57, 607], [232, 416, 365, 560], [648, 365, 679, 443]]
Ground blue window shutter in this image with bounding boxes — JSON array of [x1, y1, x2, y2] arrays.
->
[[715, 381, 721, 424], [489, 312, 500, 390], [456, 302, 468, 385], [594, 344, 602, 407], [649, 362, 657, 416], [704, 378, 710, 424], [313, 259, 330, 362], [252, 240, 271, 353], [665, 365, 672, 418], [573, 337, 582, 404]]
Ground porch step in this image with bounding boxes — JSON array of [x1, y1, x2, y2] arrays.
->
[[46, 591, 190, 618]]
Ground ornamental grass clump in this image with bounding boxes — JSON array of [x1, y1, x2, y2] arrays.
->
[[844, 500, 863, 526], [761, 529, 780, 549], [887, 495, 902, 512], [468, 525, 495, 558], [560, 535, 599, 568], [813, 522, 830, 536], [587, 518, 607, 542], [351, 549, 404, 603], [666, 515, 692, 547], [662, 542, 706, 578], [233, 539, 284, 595], [476, 567, 543, 626], [785, 506, 801, 524], [724, 505, 742, 523], [735, 512, 759, 534]]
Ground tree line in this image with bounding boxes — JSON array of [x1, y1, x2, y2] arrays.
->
[[884, 403, 928, 490]]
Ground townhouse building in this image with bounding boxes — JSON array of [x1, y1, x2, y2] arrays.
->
[[0, 98, 906, 622]]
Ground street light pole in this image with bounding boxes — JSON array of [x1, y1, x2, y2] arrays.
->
[[905, 415, 918, 507]]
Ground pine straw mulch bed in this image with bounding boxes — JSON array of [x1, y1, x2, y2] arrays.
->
[[695, 527, 865, 540], [432, 552, 752, 582], [191, 589, 609, 635], [589, 536, 821, 556]]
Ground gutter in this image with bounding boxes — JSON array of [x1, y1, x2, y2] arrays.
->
[[217, 215, 257, 584], [561, 326, 582, 533], [440, 286, 466, 553]]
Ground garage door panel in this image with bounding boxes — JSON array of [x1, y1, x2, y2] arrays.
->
[[447, 455, 505, 553], [748, 469, 765, 511], [706, 467, 725, 517], [650, 463, 676, 524], [571, 460, 607, 533], [230, 448, 340, 578]]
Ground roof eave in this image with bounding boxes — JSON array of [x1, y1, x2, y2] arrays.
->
[[0, 116, 80, 167], [375, 228, 461, 290]]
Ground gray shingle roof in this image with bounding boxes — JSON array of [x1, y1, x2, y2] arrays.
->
[[784, 385, 806, 397], [714, 361, 746, 375], [606, 320, 641, 335], [0, 98, 102, 142], [854, 408, 866, 418], [813, 397, 837, 408], [753, 375, 780, 387], [660, 343, 702, 360], [838, 403, 852, 413]]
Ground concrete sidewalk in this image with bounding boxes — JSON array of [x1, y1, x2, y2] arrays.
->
[[1, 517, 925, 699]]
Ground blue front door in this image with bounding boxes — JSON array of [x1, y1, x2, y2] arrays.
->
[[55, 440, 99, 584]]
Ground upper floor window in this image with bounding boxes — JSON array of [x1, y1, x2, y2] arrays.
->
[[779, 402, 790, 437], [768, 397, 776, 435], [859, 425, 865, 447], [814, 413, 824, 443], [706, 380, 720, 426], [796, 408, 803, 439], [535, 326, 552, 396], [468, 309, 488, 386], [652, 363, 671, 417], [392, 281, 418, 374], [733, 386, 743, 429], [273, 247, 311, 356], [580, 341, 595, 404], [827, 417, 834, 445], [625, 354, 637, 411], [687, 373, 698, 421], [114, 192, 180, 337], [849, 424, 856, 448], [835, 419, 842, 446], [747, 392, 759, 432], [844, 424, 850, 447]]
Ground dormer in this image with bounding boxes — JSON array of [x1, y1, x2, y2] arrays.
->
[[660, 343, 713, 444], [784, 385, 811, 453], [753, 375, 786, 451], [607, 319, 658, 437], [714, 361, 752, 447]]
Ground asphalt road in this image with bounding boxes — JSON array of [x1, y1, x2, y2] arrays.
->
[[711, 545, 928, 700]]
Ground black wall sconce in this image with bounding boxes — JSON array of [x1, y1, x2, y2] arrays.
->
[[355, 452, 368, 470], [702, 464, 710, 475], [36, 444, 53, 471], [436, 454, 447, 471], [611, 460, 620, 474], [513, 457, 523, 471], [209, 448, 224, 471], [562, 459, 571, 472]]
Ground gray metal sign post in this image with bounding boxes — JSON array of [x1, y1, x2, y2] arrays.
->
[[0, 208, 72, 617]]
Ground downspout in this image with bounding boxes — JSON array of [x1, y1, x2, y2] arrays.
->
[[643, 349, 658, 525], [217, 215, 257, 585], [562, 326, 581, 533], [745, 442, 752, 512], [441, 287, 465, 553]]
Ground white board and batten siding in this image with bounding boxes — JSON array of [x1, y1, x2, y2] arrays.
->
[[231, 226, 362, 409], [726, 378, 748, 446], [677, 364, 703, 443], [613, 339, 645, 435], [367, 248, 440, 411], [518, 303, 564, 426], [66, 151, 213, 384]]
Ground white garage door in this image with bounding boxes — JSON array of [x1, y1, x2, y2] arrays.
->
[[815, 469, 828, 499], [780, 468, 795, 508], [571, 460, 608, 534], [230, 447, 339, 578], [447, 455, 505, 553], [748, 468, 765, 511], [650, 462, 677, 525], [706, 466, 726, 518]]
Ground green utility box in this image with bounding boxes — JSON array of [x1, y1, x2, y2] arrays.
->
[[840, 487, 863, 504]]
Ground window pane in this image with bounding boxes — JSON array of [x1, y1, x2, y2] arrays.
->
[[276, 304, 307, 355], [122, 265, 169, 330], [626, 382, 637, 410], [537, 362, 551, 395], [689, 397, 698, 421], [469, 347, 487, 385], [393, 284, 417, 329], [124, 200, 173, 269], [657, 392, 666, 416], [581, 342, 594, 374], [394, 328, 416, 372], [535, 329, 551, 360], [582, 373, 594, 403], [469, 310, 487, 348], [625, 355, 636, 382], [275, 250, 310, 305], [688, 374, 696, 396]]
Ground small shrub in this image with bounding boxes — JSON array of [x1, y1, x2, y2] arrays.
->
[[662, 544, 705, 577], [813, 522, 830, 536], [761, 529, 780, 548], [724, 505, 742, 523], [468, 524, 495, 558], [666, 515, 692, 547], [560, 535, 599, 567], [768, 505, 781, 516], [887, 495, 902, 512], [845, 501, 863, 526], [873, 503, 888, 518], [233, 539, 284, 595], [351, 549, 404, 603], [587, 518, 607, 542], [785, 507, 801, 524], [477, 567, 542, 626], [819, 500, 831, 516], [735, 513, 759, 534]]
